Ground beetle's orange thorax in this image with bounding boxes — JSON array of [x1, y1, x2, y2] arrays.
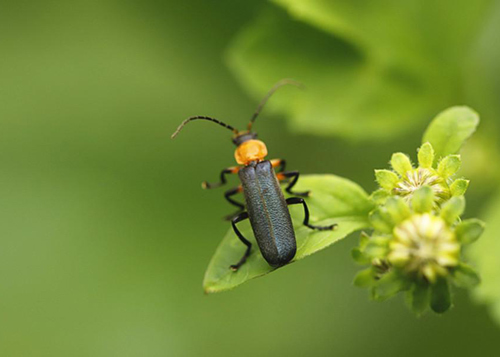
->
[[235, 140, 268, 165]]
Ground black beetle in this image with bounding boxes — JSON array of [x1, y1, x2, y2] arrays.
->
[[171, 79, 336, 270]]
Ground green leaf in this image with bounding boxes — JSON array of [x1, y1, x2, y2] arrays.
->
[[226, 9, 440, 140], [370, 189, 389, 204], [363, 236, 391, 260], [450, 179, 469, 197], [352, 232, 371, 264], [453, 264, 481, 289], [430, 278, 452, 313], [411, 186, 434, 214], [353, 268, 376, 287], [375, 170, 398, 190], [271, 0, 491, 69], [422, 107, 480, 160], [417, 142, 435, 169], [456, 218, 485, 245], [372, 271, 409, 301], [390, 153, 413, 176], [440, 196, 465, 224], [384, 197, 410, 224], [407, 282, 430, 316], [437, 155, 461, 178], [203, 175, 373, 293], [351, 247, 369, 265], [227, 1, 491, 140], [359, 231, 370, 248], [368, 209, 392, 234]]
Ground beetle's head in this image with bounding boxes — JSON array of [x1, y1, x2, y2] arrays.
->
[[232, 131, 268, 165], [232, 131, 257, 146]]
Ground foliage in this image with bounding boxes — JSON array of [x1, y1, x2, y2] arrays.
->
[[422, 107, 479, 160], [354, 193, 482, 314], [227, 0, 498, 140], [354, 107, 483, 314]]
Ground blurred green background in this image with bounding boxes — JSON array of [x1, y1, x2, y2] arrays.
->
[[1, 1, 499, 356]]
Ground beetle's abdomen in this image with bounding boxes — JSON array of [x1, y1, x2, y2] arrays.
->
[[239, 160, 296, 266]]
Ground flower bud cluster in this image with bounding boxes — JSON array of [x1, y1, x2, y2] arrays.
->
[[354, 143, 484, 314]]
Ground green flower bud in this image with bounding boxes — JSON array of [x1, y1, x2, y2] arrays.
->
[[353, 191, 483, 315], [389, 213, 460, 283], [393, 168, 448, 203], [374, 143, 469, 206]]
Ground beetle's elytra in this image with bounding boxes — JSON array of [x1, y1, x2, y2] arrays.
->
[[239, 160, 296, 267], [171, 79, 336, 270]]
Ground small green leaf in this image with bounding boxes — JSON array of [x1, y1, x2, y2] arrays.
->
[[450, 179, 469, 196], [370, 189, 389, 204], [453, 264, 480, 289], [352, 232, 371, 264], [418, 142, 435, 168], [430, 278, 452, 313], [375, 169, 399, 190], [408, 282, 430, 315], [437, 155, 461, 178], [372, 271, 409, 301], [203, 175, 373, 293], [354, 268, 376, 287], [422, 106, 480, 160], [369, 209, 392, 234], [411, 186, 434, 213], [440, 196, 465, 224], [351, 247, 369, 264], [385, 197, 410, 224], [359, 231, 370, 248], [456, 218, 485, 245], [390, 153, 413, 176], [363, 236, 391, 260]]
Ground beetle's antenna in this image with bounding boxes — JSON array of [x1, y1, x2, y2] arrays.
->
[[171, 116, 239, 139], [247, 79, 304, 131]]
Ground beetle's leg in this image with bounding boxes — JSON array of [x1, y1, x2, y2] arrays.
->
[[286, 197, 337, 231], [273, 160, 309, 196], [277, 171, 309, 197], [270, 158, 286, 173], [230, 211, 252, 271], [224, 185, 244, 220], [202, 166, 241, 189]]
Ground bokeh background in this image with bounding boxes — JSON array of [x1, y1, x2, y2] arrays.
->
[[1, 1, 499, 356]]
